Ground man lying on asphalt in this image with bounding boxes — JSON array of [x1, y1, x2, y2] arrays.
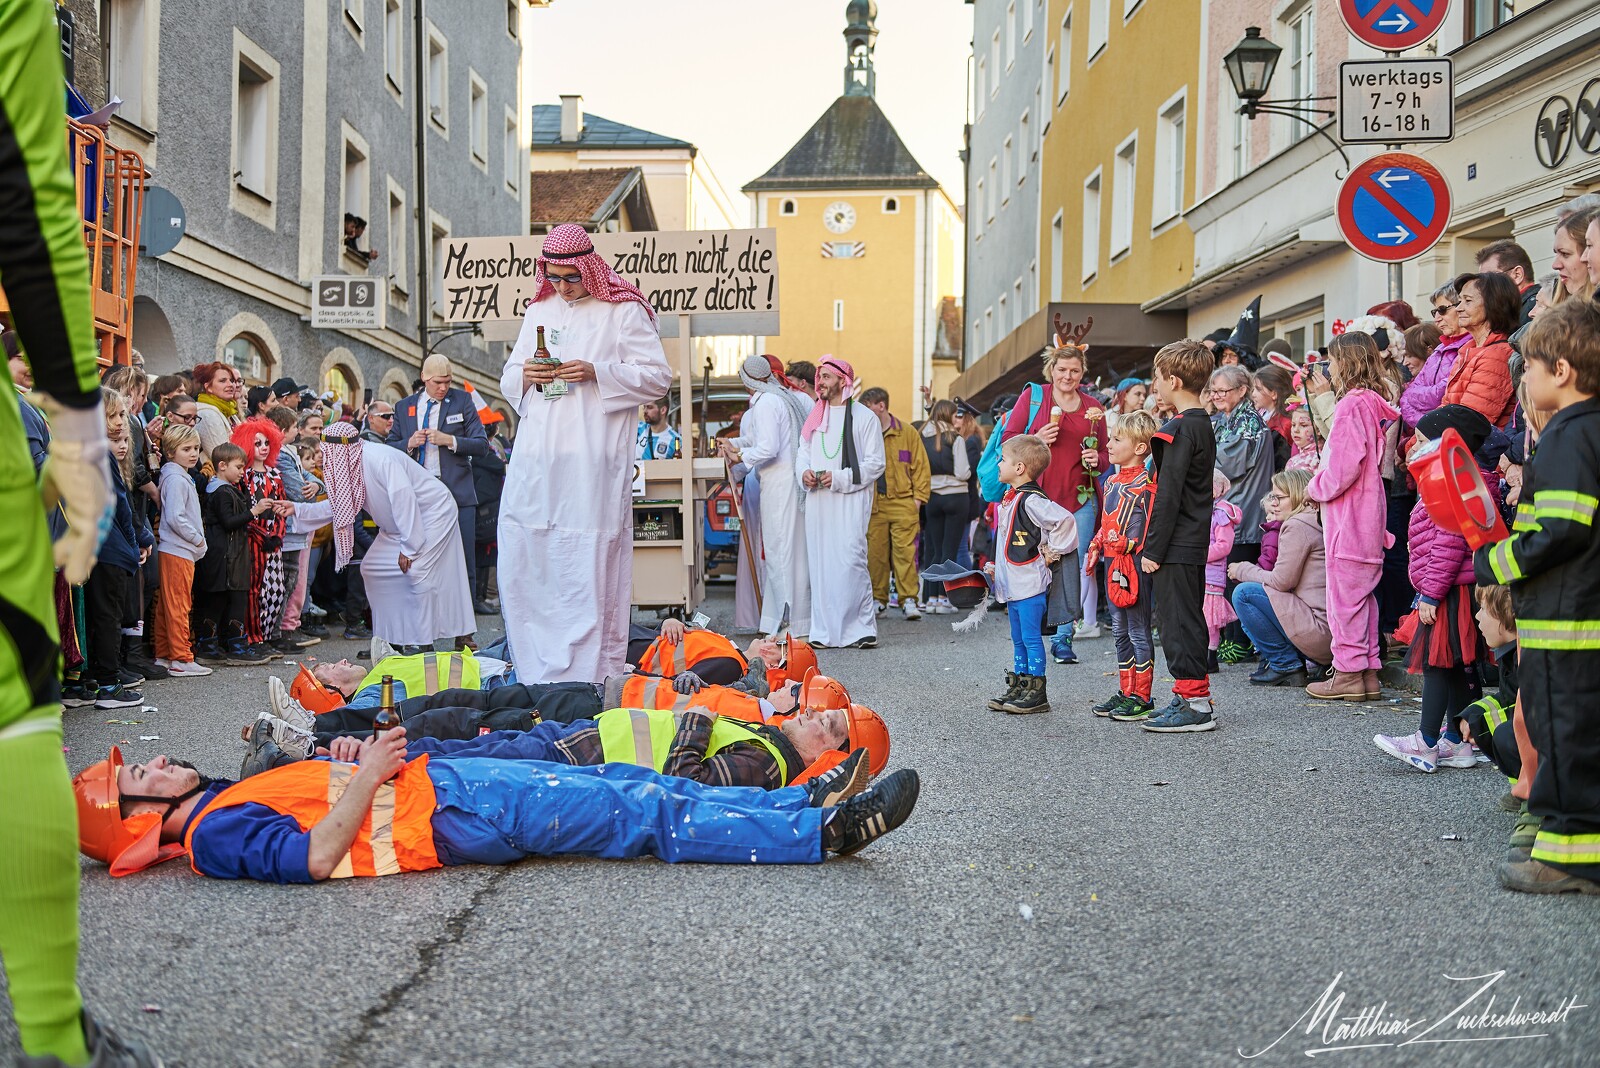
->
[[73, 730, 919, 882]]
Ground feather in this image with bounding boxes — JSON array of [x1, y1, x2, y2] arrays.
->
[[951, 592, 992, 633]]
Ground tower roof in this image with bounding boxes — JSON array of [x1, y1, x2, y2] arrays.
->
[[743, 95, 938, 192]]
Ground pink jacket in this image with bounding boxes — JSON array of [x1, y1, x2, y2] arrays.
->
[[1399, 332, 1469, 428], [1206, 498, 1241, 589], [1406, 499, 1474, 604], [1307, 388, 1399, 567]]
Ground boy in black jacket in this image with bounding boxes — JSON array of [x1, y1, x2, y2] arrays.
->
[[196, 444, 271, 666], [1141, 340, 1219, 733]]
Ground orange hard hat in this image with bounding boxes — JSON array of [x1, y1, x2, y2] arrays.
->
[[290, 662, 345, 714], [798, 669, 850, 713], [784, 638, 819, 684], [845, 703, 890, 777], [72, 746, 188, 876]]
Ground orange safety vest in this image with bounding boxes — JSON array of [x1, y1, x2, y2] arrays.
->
[[635, 631, 748, 678], [617, 676, 768, 723], [185, 757, 443, 879]]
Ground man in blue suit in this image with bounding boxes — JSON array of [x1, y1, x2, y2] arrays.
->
[[387, 354, 488, 642]]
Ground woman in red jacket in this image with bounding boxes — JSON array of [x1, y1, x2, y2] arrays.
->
[[1440, 271, 1522, 428]]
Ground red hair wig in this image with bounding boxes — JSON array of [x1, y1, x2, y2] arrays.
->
[[231, 415, 284, 466]]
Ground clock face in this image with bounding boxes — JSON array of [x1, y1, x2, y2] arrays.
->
[[823, 201, 857, 234]]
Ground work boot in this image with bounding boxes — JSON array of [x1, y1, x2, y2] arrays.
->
[[1507, 802, 1540, 862], [1307, 671, 1370, 701], [1251, 664, 1309, 687], [193, 638, 227, 665], [1362, 668, 1383, 699], [823, 769, 921, 856], [987, 672, 1020, 711], [17, 1011, 163, 1068], [240, 719, 295, 779], [1497, 857, 1600, 895], [806, 749, 870, 808], [1002, 674, 1050, 715]]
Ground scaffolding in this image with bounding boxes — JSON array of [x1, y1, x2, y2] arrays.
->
[[68, 117, 147, 368]]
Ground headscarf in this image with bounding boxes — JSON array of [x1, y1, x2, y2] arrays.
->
[[800, 356, 857, 442], [532, 223, 657, 322], [740, 354, 811, 451], [320, 422, 366, 571], [1213, 395, 1268, 449]]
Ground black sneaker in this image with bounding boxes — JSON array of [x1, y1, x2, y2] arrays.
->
[[282, 630, 321, 649], [248, 643, 284, 661], [1250, 665, 1308, 687], [806, 749, 870, 808], [1092, 691, 1129, 717], [93, 684, 145, 709], [117, 666, 145, 686], [473, 599, 498, 615], [343, 623, 373, 640], [239, 718, 293, 780], [849, 635, 879, 649], [224, 641, 272, 667], [301, 621, 330, 639], [823, 769, 921, 856], [61, 682, 95, 708], [1109, 696, 1155, 722]]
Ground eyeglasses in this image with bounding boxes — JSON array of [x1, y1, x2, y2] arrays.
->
[[1264, 493, 1289, 503], [1431, 304, 1456, 317], [546, 272, 583, 284], [1208, 385, 1245, 396], [168, 412, 198, 424]]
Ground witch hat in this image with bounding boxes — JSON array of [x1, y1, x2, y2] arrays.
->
[[1224, 296, 1263, 362]]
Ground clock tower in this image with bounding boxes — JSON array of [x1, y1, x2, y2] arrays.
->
[[744, 1, 964, 409]]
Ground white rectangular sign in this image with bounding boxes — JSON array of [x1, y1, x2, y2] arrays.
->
[[436, 228, 778, 324], [1338, 59, 1454, 145], [311, 275, 385, 329]]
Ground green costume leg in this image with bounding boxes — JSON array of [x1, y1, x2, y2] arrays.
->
[[0, 0, 111, 1059]]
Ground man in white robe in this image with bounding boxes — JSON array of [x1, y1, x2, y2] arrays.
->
[[796, 357, 885, 649], [297, 423, 475, 651], [726, 354, 811, 639], [498, 224, 674, 682]]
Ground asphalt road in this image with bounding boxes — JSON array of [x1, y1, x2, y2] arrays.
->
[[3, 588, 1598, 1068]]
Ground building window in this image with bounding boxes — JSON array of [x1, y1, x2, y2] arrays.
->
[[223, 335, 271, 386], [1111, 135, 1136, 257], [1087, 0, 1109, 61], [504, 108, 520, 193], [1024, 0, 1036, 39], [323, 364, 358, 406], [1057, 9, 1072, 103], [426, 24, 448, 133], [1231, 105, 1251, 182], [987, 158, 997, 221], [1124, 0, 1143, 18], [998, 295, 1008, 335], [387, 181, 407, 295], [506, 0, 519, 38], [1044, 49, 1056, 122], [974, 180, 985, 234], [1021, 108, 1033, 168], [103, 0, 150, 130], [976, 57, 987, 119], [1050, 210, 1064, 301], [985, 306, 994, 350], [1468, 1, 1532, 39], [1001, 136, 1013, 202], [342, 128, 370, 262], [231, 32, 280, 224], [1082, 169, 1101, 282], [385, 0, 403, 95], [833, 300, 845, 332], [882, 197, 899, 213], [1284, 6, 1314, 144], [343, 0, 363, 39], [1006, 3, 1017, 69], [429, 214, 450, 316], [781, 199, 797, 216], [1013, 278, 1024, 329], [990, 30, 1001, 95], [1155, 93, 1185, 225], [469, 71, 489, 167]]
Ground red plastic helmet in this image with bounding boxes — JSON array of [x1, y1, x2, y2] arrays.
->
[[798, 668, 850, 713], [290, 662, 345, 714], [72, 746, 188, 876], [845, 703, 890, 777], [784, 638, 819, 683], [1410, 427, 1508, 550]]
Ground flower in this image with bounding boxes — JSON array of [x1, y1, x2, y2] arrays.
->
[[1084, 407, 1104, 423]]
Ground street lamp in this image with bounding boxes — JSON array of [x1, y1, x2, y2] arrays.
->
[[1222, 26, 1349, 174]]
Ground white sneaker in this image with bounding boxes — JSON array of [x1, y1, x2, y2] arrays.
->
[[154, 658, 171, 668], [167, 660, 213, 677], [875, 601, 887, 616], [1435, 737, 1479, 770], [370, 635, 398, 662], [268, 675, 316, 732], [1075, 624, 1102, 640], [255, 711, 314, 760], [902, 598, 922, 620], [935, 598, 957, 615]]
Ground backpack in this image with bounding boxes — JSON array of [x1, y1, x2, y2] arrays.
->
[[977, 384, 1046, 503]]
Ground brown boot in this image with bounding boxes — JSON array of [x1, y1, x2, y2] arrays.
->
[[1306, 670, 1370, 701], [1363, 668, 1383, 699]]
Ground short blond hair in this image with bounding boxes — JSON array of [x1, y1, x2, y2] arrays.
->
[[161, 424, 199, 458], [1003, 433, 1051, 480], [1113, 409, 1157, 454], [1153, 340, 1214, 394], [1041, 344, 1088, 375], [1271, 468, 1313, 516], [1476, 584, 1515, 632]]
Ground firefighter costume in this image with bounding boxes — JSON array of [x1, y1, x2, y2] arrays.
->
[[1477, 397, 1600, 885]]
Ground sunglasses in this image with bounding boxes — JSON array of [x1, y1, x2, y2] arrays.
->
[[1430, 304, 1456, 316], [546, 272, 583, 284]]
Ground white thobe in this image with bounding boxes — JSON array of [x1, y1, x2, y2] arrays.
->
[[733, 391, 811, 637], [294, 443, 475, 646], [796, 401, 885, 647], [498, 295, 673, 682]]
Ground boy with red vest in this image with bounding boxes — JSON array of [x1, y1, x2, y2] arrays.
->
[[1085, 410, 1159, 720]]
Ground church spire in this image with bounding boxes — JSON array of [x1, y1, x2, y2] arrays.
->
[[843, 0, 878, 98]]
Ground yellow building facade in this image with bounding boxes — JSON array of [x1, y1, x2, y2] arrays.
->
[[745, 3, 963, 413]]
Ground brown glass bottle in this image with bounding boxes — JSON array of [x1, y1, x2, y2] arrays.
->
[[373, 675, 402, 733], [534, 325, 567, 398]]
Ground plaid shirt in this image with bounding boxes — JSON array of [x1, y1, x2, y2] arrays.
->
[[552, 711, 794, 789]]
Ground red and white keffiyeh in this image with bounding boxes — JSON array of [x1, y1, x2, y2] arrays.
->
[[533, 223, 657, 322], [800, 355, 857, 442], [320, 422, 366, 572]]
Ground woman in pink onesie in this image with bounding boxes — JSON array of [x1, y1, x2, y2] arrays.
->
[[1305, 332, 1401, 701]]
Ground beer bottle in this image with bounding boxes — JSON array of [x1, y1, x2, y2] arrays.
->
[[534, 324, 567, 398], [373, 675, 402, 734]]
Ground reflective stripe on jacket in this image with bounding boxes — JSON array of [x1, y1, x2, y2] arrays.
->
[[594, 707, 791, 782], [360, 651, 482, 697], [617, 676, 768, 722], [634, 631, 748, 678], [186, 757, 442, 878]]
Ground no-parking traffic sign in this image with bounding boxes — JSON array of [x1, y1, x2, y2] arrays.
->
[[1335, 152, 1452, 263], [1338, 0, 1449, 52]]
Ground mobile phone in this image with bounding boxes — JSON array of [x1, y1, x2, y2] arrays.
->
[[363, 388, 373, 405]]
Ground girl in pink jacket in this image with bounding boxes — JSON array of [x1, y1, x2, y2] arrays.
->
[[1306, 332, 1402, 701], [1375, 406, 1494, 774], [1204, 469, 1241, 671]]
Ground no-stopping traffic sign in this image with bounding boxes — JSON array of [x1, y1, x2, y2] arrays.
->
[[1338, 0, 1449, 52], [1336, 152, 1453, 263]]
